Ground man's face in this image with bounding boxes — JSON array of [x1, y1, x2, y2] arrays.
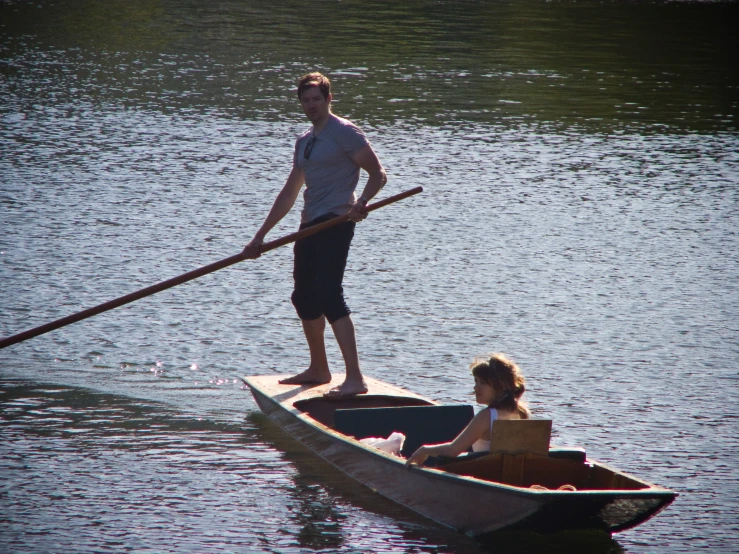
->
[[300, 86, 331, 123]]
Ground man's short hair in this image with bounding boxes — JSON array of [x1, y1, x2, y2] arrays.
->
[[297, 72, 331, 100]]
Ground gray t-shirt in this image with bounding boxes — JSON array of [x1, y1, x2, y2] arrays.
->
[[293, 114, 369, 223]]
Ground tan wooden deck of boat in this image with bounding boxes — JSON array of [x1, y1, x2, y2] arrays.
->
[[245, 374, 432, 408]]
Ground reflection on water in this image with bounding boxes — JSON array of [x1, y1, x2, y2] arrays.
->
[[1, 0, 736, 131], [247, 412, 491, 553], [0, 379, 623, 553], [0, 379, 484, 552], [1, 0, 738, 552]]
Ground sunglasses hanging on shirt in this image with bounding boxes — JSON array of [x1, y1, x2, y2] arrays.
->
[[304, 135, 316, 159]]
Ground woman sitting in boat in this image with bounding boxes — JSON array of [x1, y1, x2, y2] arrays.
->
[[405, 353, 530, 466]]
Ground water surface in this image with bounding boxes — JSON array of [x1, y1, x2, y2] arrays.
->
[[1, 1, 738, 552]]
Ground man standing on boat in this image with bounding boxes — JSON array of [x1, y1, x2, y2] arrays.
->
[[243, 72, 387, 398]]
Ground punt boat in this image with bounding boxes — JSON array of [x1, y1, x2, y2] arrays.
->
[[243, 375, 676, 538]]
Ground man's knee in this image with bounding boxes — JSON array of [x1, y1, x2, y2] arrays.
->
[[321, 292, 351, 324], [291, 290, 322, 321]]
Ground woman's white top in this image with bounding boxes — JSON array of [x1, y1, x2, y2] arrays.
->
[[470, 407, 499, 452]]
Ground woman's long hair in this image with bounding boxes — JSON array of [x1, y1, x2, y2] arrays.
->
[[471, 353, 530, 419]]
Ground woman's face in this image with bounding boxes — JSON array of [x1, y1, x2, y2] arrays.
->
[[474, 375, 496, 405]]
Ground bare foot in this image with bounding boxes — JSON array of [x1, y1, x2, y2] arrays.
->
[[324, 379, 368, 398], [278, 368, 331, 385]]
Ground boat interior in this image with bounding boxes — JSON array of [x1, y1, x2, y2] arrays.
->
[[294, 395, 654, 492]]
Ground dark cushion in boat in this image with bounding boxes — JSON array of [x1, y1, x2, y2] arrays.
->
[[334, 404, 475, 458], [548, 447, 587, 463]]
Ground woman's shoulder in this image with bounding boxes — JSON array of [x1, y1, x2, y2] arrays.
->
[[471, 407, 496, 423], [495, 408, 522, 420]]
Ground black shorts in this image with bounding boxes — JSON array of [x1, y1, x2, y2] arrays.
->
[[291, 214, 355, 324]]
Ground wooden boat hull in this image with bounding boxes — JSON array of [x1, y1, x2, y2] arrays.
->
[[244, 375, 675, 537]]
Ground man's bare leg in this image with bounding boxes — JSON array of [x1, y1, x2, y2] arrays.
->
[[278, 316, 332, 384], [324, 315, 368, 397]]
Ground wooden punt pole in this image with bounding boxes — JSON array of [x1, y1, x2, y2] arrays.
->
[[0, 186, 423, 350]]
